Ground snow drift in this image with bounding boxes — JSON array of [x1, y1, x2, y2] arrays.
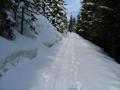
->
[[0, 14, 63, 76]]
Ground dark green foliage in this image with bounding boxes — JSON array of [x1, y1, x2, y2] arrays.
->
[[0, 0, 67, 40], [0, 0, 40, 39], [46, 0, 67, 32], [68, 15, 76, 32], [76, 0, 120, 63], [68, 15, 73, 32], [0, 0, 16, 40]]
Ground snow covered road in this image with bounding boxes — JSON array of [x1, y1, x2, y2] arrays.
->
[[1, 33, 120, 90]]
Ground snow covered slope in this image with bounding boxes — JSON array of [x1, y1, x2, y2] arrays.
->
[[1, 33, 120, 90], [0, 14, 63, 76]]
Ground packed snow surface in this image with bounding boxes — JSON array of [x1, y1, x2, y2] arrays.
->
[[1, 33, 120, 90]]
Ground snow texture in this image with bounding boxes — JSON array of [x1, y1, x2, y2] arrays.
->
[[0, 33, 120, 90], [98, 6, 113, 11], [0, 14, 62, 76], [83, 2, 94, 6]]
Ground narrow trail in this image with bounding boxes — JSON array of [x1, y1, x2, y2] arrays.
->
[[28, 33, 120, 90], [32, 34, 82, 90], [1, 33, 120, 90]]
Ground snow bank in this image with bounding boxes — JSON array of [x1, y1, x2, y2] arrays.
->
[[0, 14, 63, 76], [0, 33, 39, 76], [34, 14, 63, 47]]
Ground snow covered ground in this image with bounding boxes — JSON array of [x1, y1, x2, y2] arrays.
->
[[0, 14, 62, 77], [1, 33, 120, 90]]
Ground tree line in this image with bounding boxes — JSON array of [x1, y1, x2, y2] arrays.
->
[[75, 0, 120, 63], [0, 0, 67, 40]]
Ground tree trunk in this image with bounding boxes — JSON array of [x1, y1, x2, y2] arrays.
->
[[21, 7, 24, 35]]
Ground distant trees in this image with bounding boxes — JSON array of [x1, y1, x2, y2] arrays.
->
[[76, 0, 120, 63], [68, 15, 76, 32], [0, 0, 68, 40]]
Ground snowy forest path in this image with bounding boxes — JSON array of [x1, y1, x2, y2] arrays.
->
[[35, 33, 120, 90], [32, 33, 82, 90], [1, 33, 120, 90]]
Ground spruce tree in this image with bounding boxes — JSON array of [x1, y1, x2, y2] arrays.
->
[[0, 0, 16, 40], [46, 0, 67, 33], [68, 15, 76, 32], [77, 0, 120, 63], [68, 15, 73, 32]]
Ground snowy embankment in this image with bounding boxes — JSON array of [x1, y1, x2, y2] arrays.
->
[[0, 14, 63, 76], [1, 32, 120, 90]]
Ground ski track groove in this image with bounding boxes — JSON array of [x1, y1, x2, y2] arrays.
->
[[53, 36, 72, 90], [51, 34, 82, 90]]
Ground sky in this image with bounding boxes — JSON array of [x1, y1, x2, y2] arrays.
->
[[64, 0, 82, 19]]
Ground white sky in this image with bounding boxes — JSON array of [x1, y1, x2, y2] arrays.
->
[[64, 0, 82, 18]]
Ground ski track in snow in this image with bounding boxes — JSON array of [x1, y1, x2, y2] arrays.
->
[[1, 33, 120, 90], [28, 33, 83, 90]]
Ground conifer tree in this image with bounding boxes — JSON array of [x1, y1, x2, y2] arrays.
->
[[68, 15, 73, 32], [46, 0, 67, 33], [0, 0, 68, 40], [0, 0, 16, 40], [77, 0, 120, 63], [68, 15, 76, 32]]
